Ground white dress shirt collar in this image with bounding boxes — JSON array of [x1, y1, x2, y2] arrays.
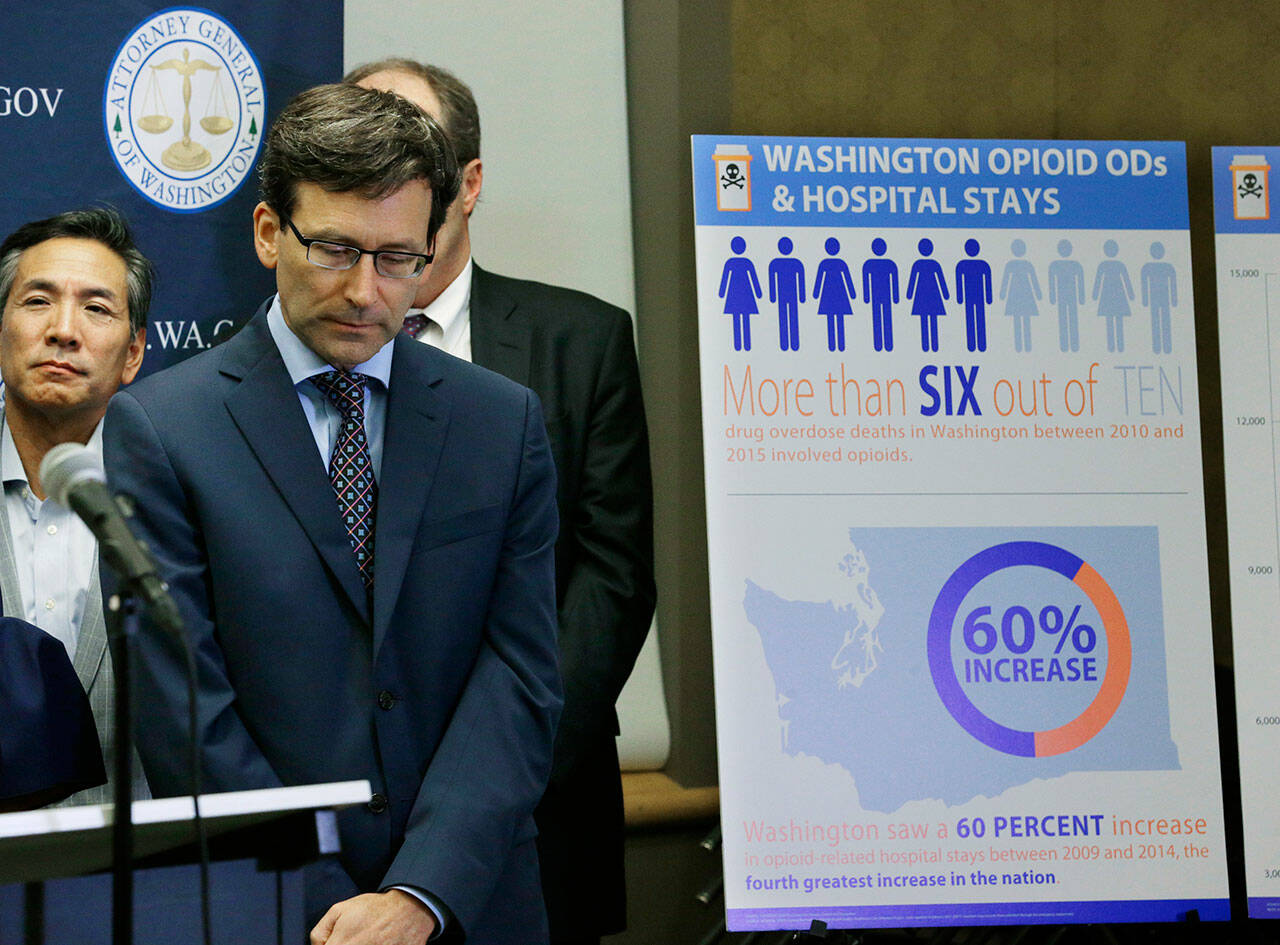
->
[[409, 256, 473, 361]]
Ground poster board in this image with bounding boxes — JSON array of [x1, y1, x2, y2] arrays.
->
[[693, 136, 1229, 930], [1211, 144, 1280, 921]]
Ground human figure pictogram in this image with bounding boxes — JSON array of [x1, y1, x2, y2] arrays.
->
[[719, 235, 762, 351], [1048, 239, 1085, 352], [1093, 239, 1134, 353], [862, 237, 899, 352], [813, 237, 857, 352], [1000, 238, 1042, 353], [1141, 241, 1177, 354], [768, 236, 805, 351], [907, 238, 948, 352], [954, 238, 992, 353]]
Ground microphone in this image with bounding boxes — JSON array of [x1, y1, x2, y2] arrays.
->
[[40, 443, 183, 634]]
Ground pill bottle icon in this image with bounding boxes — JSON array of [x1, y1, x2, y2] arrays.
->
[[1231, 154, 1270, 220], [714, 144, 752, 211]]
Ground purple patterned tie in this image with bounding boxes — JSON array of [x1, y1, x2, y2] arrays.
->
[[310, 371, 377, 589], [402, 313, 430, 339]]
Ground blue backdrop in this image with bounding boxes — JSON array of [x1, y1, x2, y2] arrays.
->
[[0, 2, 343, 376]]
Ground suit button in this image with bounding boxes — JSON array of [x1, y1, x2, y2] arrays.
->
[[377, 690, 396, 710], [368, 793, 388, 814]]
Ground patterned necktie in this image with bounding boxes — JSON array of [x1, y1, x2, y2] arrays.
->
[[310, 371, 377, 589], [402, 313, 430, 339]]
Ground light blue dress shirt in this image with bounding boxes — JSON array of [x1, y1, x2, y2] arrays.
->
[[1, 417, 100, 660], [266, 296, 392, 476]]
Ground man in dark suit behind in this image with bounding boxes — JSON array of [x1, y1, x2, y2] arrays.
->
[[348, 59, 656, 945], [103, 84, 562, 945]]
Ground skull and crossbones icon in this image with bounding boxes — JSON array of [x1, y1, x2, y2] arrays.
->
[[721, 163, 745, 189], [1239, 172, 1264, 199]]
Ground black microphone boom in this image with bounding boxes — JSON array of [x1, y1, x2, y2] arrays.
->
[[43, 444, 204, 945], [40, 442, 184, 636]]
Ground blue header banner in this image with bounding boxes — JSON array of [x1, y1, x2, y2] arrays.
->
[[0, 2, 343, 376], [693, 136, 1188, 231], [1212, 146, 1280, 234]]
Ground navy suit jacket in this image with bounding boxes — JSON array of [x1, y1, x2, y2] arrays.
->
[[102, 305, 562, 942]]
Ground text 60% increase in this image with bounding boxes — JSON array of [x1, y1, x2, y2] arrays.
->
[[963, 604, 1097, 656]]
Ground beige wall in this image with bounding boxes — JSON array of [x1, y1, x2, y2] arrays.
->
[[616, 3, 1272, 938], [629, 3, 1280, 792], [345, 0, 636, 313], [722, 0, 1280, 667]]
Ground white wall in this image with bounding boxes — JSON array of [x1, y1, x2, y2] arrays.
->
[[346, 2, 669, 769], [345, 0, 637, 312]]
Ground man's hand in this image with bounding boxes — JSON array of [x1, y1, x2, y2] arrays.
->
[[310, 889, 437, 945]]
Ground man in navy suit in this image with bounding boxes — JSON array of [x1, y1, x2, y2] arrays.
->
[[103, 84, 562, 945]]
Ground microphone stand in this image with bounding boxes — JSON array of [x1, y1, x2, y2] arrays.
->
[[40, 447, 202, 945], [106, 589, 139, 945]]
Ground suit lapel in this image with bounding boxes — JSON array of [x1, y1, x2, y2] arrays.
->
[[372, 335, 451, 655], [72, 556, 107, 693], [221, 311, 370, 620], [469, 265, 531, 385]]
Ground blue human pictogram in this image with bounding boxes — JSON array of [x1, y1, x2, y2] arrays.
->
[[907, 238, 949, 353], [768, 236, 805, 351], [1000, 239, 1042, 353], [719, 235, 762, 351], [954, 238, 992, 353], [1093, 239, 1134, 353], [862, 237, 899, 352], [813, 237, 857, 352], [1140, 242, 1177, 354], [1048, 239, 1085, 353]]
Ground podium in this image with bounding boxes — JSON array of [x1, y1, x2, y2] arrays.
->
[[0, 780, 371, 945]]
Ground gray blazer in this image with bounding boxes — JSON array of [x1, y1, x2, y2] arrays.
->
[[0, 408, 148, 806]]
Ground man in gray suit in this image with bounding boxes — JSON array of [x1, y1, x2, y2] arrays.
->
[[0, 207, 151, 805]]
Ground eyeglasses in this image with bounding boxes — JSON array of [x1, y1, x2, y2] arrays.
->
[[282, 217, 432, 279]]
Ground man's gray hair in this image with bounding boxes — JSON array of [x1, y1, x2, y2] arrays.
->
[[258, 83, 461, 247], [0, 206, 152, 335], [343, 58, 481, 166]]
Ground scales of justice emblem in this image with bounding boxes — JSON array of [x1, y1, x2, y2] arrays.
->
[[105, 9, 265, 212], [136, 47, 235, 172]]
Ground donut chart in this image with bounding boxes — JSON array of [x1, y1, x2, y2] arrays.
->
[[928, 541, 1132, 757]]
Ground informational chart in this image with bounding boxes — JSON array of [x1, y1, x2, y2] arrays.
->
[[1212, 145, 1280, 921], [693, 137, 1229, 930], [927, 540, 1131, 760]]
